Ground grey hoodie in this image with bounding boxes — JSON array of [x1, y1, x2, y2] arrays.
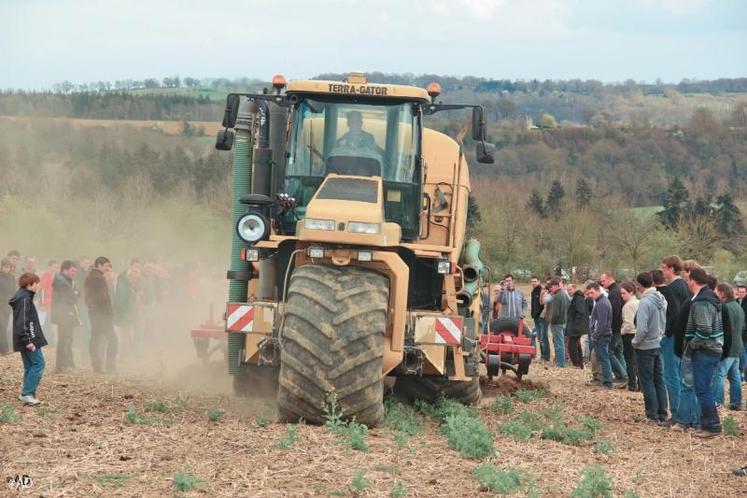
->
[[633, 287, 667, 350]]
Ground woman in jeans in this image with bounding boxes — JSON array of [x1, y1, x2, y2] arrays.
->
[[621, 282, 640, 391], [9, 272, 47, 405]]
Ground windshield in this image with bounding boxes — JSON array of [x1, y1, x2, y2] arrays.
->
[[282, 98, 422, 240], [287, 98, 419, 182]]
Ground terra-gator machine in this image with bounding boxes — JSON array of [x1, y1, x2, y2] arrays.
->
[[209, 73, 533, 426]]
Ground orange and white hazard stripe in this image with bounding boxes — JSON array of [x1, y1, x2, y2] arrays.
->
[[226, 303, 255, 332], [434, 317, 462, 346]]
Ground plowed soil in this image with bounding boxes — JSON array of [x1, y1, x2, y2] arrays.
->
[[1, 349, 746, 497]]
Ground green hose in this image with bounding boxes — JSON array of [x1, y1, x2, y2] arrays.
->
[[227, 101, 253, 375]]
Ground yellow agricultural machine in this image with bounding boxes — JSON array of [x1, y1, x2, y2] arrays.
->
[[208, 73, 506, 426]]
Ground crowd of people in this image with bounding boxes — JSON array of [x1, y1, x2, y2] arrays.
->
[[1, 249, 199, 406], [492, 255, 747, 438]]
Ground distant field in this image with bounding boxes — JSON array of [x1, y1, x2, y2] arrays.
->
[[0, 115, 222, 135]]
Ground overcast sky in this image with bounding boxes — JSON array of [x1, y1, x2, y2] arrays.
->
[[1, 0, 745, 89]]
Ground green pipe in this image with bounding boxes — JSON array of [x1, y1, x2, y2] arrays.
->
[[227, 98, 253, 375]]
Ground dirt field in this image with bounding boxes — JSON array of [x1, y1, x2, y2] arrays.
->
[[1, 347, 746, 497], [0, 116, 222, 135]]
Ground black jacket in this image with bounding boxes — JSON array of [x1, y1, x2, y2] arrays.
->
[[85, 269, 112, 316], [51, 273, 80, 326], [740, 297, 747, 344], [566, 290, 590, 337], [663, 278, 691, 338], [607, 282, 623, 335], [9, 288, 47, 351], [530, 285, 544, 320], [674, 299, 693, 358]]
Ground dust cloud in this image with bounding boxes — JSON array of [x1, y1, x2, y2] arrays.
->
[[1, 118, 242, 398]]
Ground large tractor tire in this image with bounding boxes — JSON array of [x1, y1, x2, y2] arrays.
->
[[233, 364, 279, 399], [393, 375, 481, 405], [277, 264, 389, 427]]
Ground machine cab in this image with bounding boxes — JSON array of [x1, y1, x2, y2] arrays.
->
[[282, 95, 423, 241]]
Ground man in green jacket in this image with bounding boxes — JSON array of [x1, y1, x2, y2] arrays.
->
[[548, 278, 570, 368], [714, 283, 744, 410]]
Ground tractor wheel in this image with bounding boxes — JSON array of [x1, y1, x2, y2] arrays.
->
[[393, 375, 481, 405], [277, 264, 389, 427], [233, 364, 279, 399]]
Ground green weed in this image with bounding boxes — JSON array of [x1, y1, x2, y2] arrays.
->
[[346, 418, 370, 452], [593, 440, 615, 455], [123, 405, 173, 426], [276, 425, 299, 449], [390, 480, 407, 498], [207, 408, 224, 422], [472, 464, 523, 494], [254, 417, 270, 428], [350, 468, 370, 493], [37, 406, 58, 418], [372, 465, 401, 475], [541, 424, 594, 446], [723, 416, 739, 436], [570, 465, 613, 498], [517, 410, 547, 431], [0, 404, 18, 424], [96, 472, 129, 487], [384, 396, 424, 436], [491, 395, 514, 415], [500, 420, 533, 441], [144, 402, 169, 413], [394, 432, 408, 447], [172, 470, 201, 492], [441, 413, 495, 459], [417, 398, 494, 459], [579, 416, 604, 432], [513, 388, 547, 403], [539, 402, 564, 423]]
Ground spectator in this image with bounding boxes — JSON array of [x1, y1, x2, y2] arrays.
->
[[736, 285, 747, 381], [548, 278, 569, 367], [74, 257, 92, 347], [587, 282, 614, 388], [10, 273, 47, 405], [51, 260, 80, 371], [600, 272, 628, 386], [494, 274, 528, 321], [115, 267, 141, 354], [620, 282, 640, 391], [21, 256, 38, 275], [7, 250, 20, 275], [565, 283, 588, 369], [685, 268, 724, 438], [530, 276, 548, 360], [0, 258, 16, 355], [633, 272, 668, 424], [713, 283, 743, 410], [669, 260, 702, 431], [85, 257, 117, 374], [37, 260, 59, 327]]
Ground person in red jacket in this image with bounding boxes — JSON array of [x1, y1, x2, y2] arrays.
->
[[37, 260, 59, 327]]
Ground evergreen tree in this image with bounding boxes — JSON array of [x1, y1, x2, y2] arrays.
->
[[546, 180, 565, 218], [715, 192, 745, 245], [657, 177, 690, 229], [527, 189, 547, 219], [467, 194, 482, 231], [575, 178, 592, 208]]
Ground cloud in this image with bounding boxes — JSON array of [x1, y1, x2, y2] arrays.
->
[[636, 0, 709, 15]]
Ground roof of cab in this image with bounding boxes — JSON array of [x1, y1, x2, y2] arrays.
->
[[286, 79, 431, 102]]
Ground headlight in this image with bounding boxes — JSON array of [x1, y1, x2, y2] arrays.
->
[[304, 218, 335, 231], [437, 259, 451, 274], [236, 212, 269, 243], [348, 222, 381, 234]]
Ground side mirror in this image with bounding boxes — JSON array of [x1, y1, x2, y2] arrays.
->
[[476, 142, 495, 164], [222, 94, 241, 128], [215, 129, 235, 151], [471, 106, 485, 141]]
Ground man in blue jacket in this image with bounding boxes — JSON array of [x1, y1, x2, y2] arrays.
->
[[587, 282, 613, 388], [633, 272, 668, 424]]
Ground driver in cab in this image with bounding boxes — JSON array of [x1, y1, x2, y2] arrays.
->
[[336, 110, 377, 150]]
